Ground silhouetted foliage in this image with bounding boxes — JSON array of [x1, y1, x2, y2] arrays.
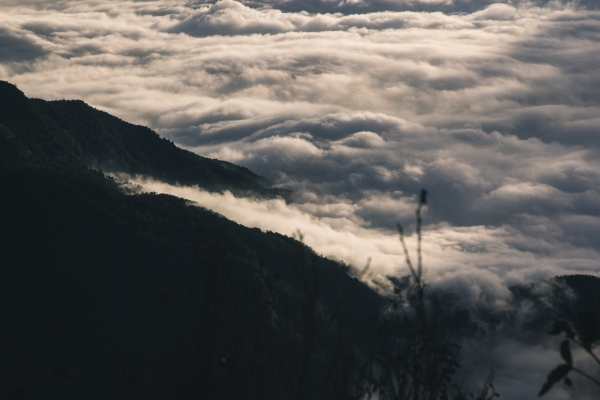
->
[[539, 313, 600, 396], [356, 190, 499, 400]]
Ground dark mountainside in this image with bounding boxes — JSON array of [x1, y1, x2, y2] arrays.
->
[[1, 81, 599, 399], [0, 81, 379, 399], [0, 81, 288, 198]]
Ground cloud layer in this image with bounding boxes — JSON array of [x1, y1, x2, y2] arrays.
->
[[1, 1, 599, 397], [122, 176, 599, 399], [1, 0, 598, 281]]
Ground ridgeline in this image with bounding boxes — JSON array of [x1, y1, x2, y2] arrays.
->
[[0, 81, 379, 399], [2, 81, 599, 400]]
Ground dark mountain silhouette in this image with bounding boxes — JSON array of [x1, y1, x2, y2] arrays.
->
[[0, 80, 288, 198], [0, 81, 378, 399], [559, 275, 600, 311], [0, 167, 382, 400], [1, 80, 599, 399]]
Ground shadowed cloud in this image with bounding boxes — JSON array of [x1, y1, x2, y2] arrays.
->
[[2, 1, 600, 396], [0, 28, 47, 62]]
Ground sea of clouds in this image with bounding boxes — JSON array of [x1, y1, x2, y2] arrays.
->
[[1, 0, 599, 397]]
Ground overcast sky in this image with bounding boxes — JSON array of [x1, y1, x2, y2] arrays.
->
[[1, 0, 599, 397]]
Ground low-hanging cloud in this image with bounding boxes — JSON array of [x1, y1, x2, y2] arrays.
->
[[124, 176, 599, 291], [2, 1, 600, 396], [120, 175, 600, 399], [1, 0, 598, 277]]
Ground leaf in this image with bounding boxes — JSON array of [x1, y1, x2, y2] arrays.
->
[[538, 364, 571, 397], [548, 364, 571, 384], [538, 381, 552, 397], [560, 340, 572, 365]]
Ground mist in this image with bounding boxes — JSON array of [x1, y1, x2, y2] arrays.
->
[[118, 175, 596, 399]]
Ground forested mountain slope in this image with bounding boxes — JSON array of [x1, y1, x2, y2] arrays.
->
[[0, 80, 287, 198], [2, 81, 599, 400], [0, 82, 379, 399]]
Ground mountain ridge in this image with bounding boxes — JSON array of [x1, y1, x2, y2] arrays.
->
[[0, 81, 382, 399], [0, 80, 289, 199], [2, 80, 600, 399]]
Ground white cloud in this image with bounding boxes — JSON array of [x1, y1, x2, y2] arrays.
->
[[123, 176, 600, 288], [3, 0, 600, 397], [2, 0, 598, 278]]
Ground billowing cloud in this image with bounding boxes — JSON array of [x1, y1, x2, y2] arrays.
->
[[243, 0, 600, 14], [122, 175, 599, 279], [0, 28, 48, 63], [2, 1, 600, 397], [119, 176, 600, 398], [1, 0, 598, 279], [2, 0, 598, 287]]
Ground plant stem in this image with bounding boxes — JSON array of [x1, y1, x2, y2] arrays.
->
[[573, 367, 600, 389], [585, 348, 600, 367], [573, 339, 600, 366], [397, 223, 417, 283]]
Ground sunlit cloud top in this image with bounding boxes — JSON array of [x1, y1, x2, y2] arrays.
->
[[2, 2, 599, 398], [1, 0, 599, 286]]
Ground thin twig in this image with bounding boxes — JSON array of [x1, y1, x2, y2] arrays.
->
[[416, 205, 422, 282], [416, 189, 427, 284], [584, 347, 600, 367], [572, 367, 600, 389], [397, 222, 417, 283], [572, 338, 600, 366]]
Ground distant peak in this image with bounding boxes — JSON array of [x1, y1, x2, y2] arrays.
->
[[0, 81, 25, 97]]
